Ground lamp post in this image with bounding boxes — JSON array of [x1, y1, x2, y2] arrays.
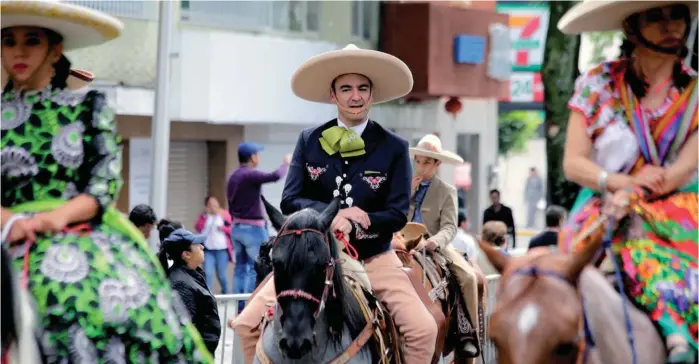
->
[[149, 0, 175, 248]]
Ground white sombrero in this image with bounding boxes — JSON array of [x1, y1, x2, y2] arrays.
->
[[1, 0, 123, 50], [291, 44, 414, 104], [558, 0, 698, 34], [2, 67, 93, 90], [409, 134, 464, 165]]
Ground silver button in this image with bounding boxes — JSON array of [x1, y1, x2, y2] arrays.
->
[[344, 161, 348, 165], [341, 200, 346, 204], [343, 173, 347, 177]]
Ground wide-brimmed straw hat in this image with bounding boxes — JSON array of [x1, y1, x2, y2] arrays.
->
[[558, 0, 698, 34], [409, 134, 464, 165], [2, 67, 94, 90], [291, 44, 413, 104], [1, 0, 123, 50]]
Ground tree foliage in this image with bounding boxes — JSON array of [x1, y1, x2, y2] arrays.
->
[[587, 31, 620, 67], [542, 1, 582, 210], [498, 111, 542, 156]]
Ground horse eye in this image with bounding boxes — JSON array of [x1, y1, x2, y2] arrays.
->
[[554, 342, 577, 357]]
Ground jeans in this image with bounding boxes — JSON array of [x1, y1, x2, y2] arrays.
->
[[204, 248, 230, 294], [231, 223, 268, 310]]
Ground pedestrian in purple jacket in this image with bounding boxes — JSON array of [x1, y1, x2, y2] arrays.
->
[[226, 142, 290, 306]]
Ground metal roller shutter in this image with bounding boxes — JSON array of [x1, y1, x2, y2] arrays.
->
[[166, 141, 209, 229]]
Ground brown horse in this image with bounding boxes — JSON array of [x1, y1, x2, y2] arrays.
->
[[478, 237, 666, 364], [394, 223, 487, 364]]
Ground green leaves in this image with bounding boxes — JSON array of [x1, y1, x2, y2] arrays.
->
[[498, 110, 543, 156]]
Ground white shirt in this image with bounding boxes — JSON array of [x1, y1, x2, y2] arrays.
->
[[450, 229, 479, 260], [202, 214, 228, 250], [337, 117, 369, 136]]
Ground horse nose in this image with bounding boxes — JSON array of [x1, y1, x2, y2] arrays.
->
[[279, 336, 313, 359]]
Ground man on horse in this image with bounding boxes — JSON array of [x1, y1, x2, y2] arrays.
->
[[233, 44, 438, 363], [401, 133, 487, 358]]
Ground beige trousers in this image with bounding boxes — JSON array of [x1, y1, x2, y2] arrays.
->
[[233, 250, 438, 364]]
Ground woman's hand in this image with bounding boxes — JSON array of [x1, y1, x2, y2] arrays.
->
[[602, 189, 631, 220], [632, 165, 665, 193], [5, 218, 37, 244], [31, 211, 69, 235]]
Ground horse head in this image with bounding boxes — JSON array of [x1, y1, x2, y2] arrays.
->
[[268, 198, 364, 359], [479, 235, 600, 364]]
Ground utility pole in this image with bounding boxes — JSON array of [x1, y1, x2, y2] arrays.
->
[[149, 0, 175, 249]]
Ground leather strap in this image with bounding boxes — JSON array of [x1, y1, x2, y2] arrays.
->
[[328, 321, 375, 364]]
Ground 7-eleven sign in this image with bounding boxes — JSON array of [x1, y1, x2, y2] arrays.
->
[[497, 3, 550, 72]]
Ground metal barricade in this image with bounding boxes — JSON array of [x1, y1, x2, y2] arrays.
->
[[214, 275, 501, 364]]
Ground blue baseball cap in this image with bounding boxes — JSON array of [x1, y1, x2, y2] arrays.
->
[[238, 142, 264, 159], [163, 228, 206, 247]]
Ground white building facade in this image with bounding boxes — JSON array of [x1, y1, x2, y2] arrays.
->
[[65, 0, 499, 230]]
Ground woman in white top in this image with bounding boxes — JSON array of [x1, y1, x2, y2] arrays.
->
[[195, 196, 234, 293]]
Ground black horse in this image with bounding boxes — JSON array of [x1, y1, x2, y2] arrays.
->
[[253, 198, 380, 363]]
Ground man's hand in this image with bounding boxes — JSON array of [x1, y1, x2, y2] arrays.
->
[[31, 211, 69, 235], [338, 207, 370, 230], [423, 239, 439, 252], [5, 218, 36, 244], [331, 215, 352, 235], [411, 175, 423, 192], [391, 232, 406, 250], [283, 154, 292, 164]]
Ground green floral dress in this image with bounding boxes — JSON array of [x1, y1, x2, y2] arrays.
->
[[1, 86, 213, 363]]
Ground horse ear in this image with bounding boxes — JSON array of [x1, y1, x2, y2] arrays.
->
[[478, 239, 510, 274], [563, 237, 602, 282], [261, 195, 286, 231], [319, 198, 341, 230]]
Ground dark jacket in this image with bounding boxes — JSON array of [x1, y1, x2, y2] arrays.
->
[[281, 119, 411, 261], [169, 265, 221, 347]]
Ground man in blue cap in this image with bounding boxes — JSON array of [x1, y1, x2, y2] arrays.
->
[[226, 142, 290, 301]]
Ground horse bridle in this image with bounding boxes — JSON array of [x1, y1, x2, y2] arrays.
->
[[510, 265, 595, 364], [273, 218, 336, 319]]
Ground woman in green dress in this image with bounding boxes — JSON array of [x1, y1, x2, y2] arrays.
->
[[1, 1, 212, 362]]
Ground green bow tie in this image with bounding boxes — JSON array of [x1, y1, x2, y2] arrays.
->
[[319, 126, 366, 158]]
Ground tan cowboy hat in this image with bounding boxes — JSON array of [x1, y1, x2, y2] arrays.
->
[[291, 44, 413, 104], [1, 0, 123, 50], [558, 0, 698, 34], [409, 134, 464, 165], [399, 222, 427, 251], [2, 67, 93, 90]]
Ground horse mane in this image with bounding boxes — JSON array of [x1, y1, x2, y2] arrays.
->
[[277, 208, 367, 345]]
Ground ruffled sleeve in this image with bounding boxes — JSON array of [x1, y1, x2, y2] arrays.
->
[[568, 61, 624, 138], [79, 91, 124, 213]]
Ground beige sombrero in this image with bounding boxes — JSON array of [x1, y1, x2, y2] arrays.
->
[[1, 0, 123, 50], [558, 0, 698, 34], [291, 44, 413, 104], [409, 134, 464, 165], [2, 67, 93, 90]]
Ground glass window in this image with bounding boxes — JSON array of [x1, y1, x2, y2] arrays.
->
[[362, 1, 373, 40], [271, 1, 289, 31], [351, 1, 360, 37], [306, 1, 320, 32], [289, 1, 303, 32]]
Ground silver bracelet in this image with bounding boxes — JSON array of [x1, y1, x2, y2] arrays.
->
[[1, 213, 29, 244], [597, 170, 609, 193]]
